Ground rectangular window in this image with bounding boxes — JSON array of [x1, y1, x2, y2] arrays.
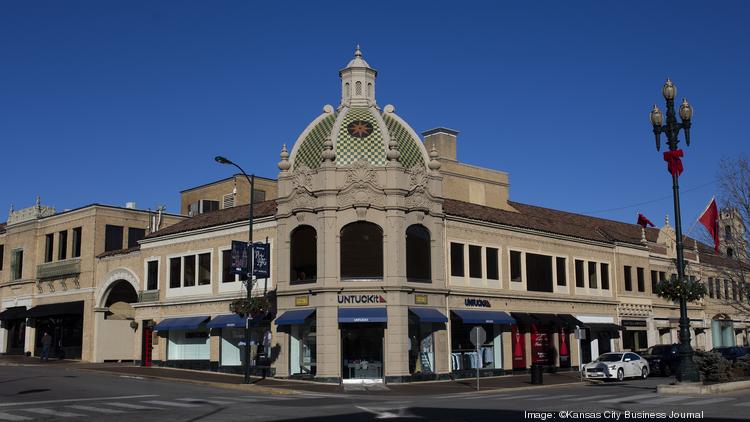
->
[[147, 260, 158, 290], [708, 277, 714, 298], [526, 253, 553, 293], [731, 280, 737, 301], [104, 225, 124, 252], [183, 255, 196, 287], [724, 279, 729, 300], [659, 271, 666, 282], [740, 282, 746, 303], [468, 245, 482, 278], [58, 230, 68, 260], [588, 261, 598, 288], [222, 250, 235, 283], [650, 270, 658, 293], [72, 227, 82, 258], [637, 267, 645, 292], [575, 259, 584, 288], [128, 227, 146, 248], [44, 233, 54, 262], [486, 248, 499, 280], [0, 244, 4, 271], [198, 253, 211, 285], [11, 249, 23, 280], [600, 263, 610, 290], [510, 250, 522, 282], [450, 243, 465, 277], [556, 257, 566, 286], [169, 257, 181, 288], [624, 266, 632, 291]]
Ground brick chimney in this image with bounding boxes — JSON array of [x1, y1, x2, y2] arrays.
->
[[422, 127, 458, 161]]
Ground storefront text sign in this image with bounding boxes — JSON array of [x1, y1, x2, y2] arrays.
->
[[414, 294, 428, 305], [338, 294, 386, 304], [621, 319, 647, 327], [464, 298, 491, 308], [295, 296, 309, 307]]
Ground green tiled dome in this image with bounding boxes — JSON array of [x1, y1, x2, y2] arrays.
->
[[335, 107, 385, 166], [293, 112, 336, 169], [382, 113, 426, 169]]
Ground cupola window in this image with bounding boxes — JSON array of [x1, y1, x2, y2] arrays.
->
[[355, 81, 362, 95]]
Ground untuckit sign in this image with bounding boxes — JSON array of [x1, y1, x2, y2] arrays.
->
[[338, 294, 386, 304], [464, 298, 491, 308]]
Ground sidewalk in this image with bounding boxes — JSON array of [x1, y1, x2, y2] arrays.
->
[[73, 363, 584, 396]]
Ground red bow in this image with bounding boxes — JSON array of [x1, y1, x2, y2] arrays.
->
[[663, 149, 684, 177]]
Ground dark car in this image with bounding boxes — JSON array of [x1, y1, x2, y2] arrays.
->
[[641, 344, 679, 376], [712, 346, 749, 362]]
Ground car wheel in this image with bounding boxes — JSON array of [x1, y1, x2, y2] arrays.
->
[[641, 366, 648, 379], [617, 368, 624, 381]]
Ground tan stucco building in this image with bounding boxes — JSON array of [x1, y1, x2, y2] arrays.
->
[[2, 48, 747, 384]]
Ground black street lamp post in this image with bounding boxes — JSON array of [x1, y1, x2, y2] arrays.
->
[[649, 79, 700, 382], [215, 155, 255, 384]]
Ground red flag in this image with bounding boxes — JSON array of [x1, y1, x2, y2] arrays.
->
[[637, 213, 655, 228], [698, 197, 719, 252]]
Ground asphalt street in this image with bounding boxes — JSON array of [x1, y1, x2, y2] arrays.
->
[[0, 365, 748, 421]]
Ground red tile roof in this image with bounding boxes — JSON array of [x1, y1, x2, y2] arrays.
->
[[145, 200, 277, 239]]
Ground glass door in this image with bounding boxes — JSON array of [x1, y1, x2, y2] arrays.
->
[[341, 324, 384, 380]]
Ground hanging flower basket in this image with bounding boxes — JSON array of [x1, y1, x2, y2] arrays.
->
[[229, 296, 270, 318], [654, 277, 707, 303]]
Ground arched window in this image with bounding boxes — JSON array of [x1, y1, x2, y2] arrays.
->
[[725, 225, 733, 240], [290, 225, 317, 283], [727, 248, 734, 258], [340, 222, 383, 279], [367, 83, 373, 98], [406, 225, 431, 281], [355, 81, 362, 95], [345, 82, 350, 97]]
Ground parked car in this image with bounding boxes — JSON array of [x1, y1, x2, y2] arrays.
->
[[641, 344, 679, 376], [712, 346, 749, 362], [582, 352, 650, 381]]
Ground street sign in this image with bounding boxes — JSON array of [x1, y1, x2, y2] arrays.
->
[[470, 326, 486, 347]]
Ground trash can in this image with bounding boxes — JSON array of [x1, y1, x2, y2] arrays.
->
[[531, 364, 544, 385]]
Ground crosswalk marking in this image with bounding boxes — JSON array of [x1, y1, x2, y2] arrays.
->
[[528, 395, 577, 401], [0, 412, 31, 421], [599, 393, 656, 403], [107, 402, 159, 410], [682, 397, 735, 406], [141, 400, 201, 408], [177, 398, 235, 405], [68, 405, 126, 414], [564, 394, 613, 402], [23, 408, 84, 417], [640, 396, 694, 405]]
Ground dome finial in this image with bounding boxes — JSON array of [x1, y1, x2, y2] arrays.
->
[[278, 144, 291, 171], [428, 144, 441, 171], [355, 44, 362, 57]]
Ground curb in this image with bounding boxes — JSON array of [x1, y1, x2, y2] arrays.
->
[[658, 379, 750, 395]]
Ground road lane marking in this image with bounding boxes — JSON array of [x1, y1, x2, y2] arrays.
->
[[492, 394, 543, 400], [640, 396, 694, 404], [141, 400, 201, 408], [68, 405, 126, 414], [733, 402, 750, 407], [599, 393, 656, 403], [463, 395, 508, 400], [107, 402, 159, 410], [564, 394, 613, 402], [0, 412, 31, 421], [23, 408, 85, 417], [528, 395, 577, 401], [681, 397, 735, 406], [177, 398, 235, 405], [0, 395, 159, 408]]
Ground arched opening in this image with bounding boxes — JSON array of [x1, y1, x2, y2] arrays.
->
[[340, 222, 383, 279], [104, 279, 138, 319], [406, 224, 431, 281], [727, 247, 734, 258], [367, 82, 373, 99], [345, 82, 350, 97], [290, 225, 317, 283], [355, 81, 362, 96]]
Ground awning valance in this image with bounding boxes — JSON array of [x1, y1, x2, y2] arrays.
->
[[409, 307, 448, 323], [206, 314, 247, 329], [26, 301, 83, 318], [557, 314, 585, 329], [452, 310, 515, 325], [0, 306, 27, 320], [154, 316, 209, 331], [275, 309, 316, 325], [510, 312, 535, 326], [338, 307, 387, 323], [586, 323, 623, 338]]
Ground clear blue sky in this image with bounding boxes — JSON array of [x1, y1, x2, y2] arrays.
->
[[2, 1, 748, 234]]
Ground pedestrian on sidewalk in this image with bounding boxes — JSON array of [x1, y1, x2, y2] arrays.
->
[[41, 332, 52, 361]]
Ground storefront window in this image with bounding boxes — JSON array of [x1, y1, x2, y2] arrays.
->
[[622, 329, 648, 352], [408, 315, 435, 374], [450, 318, 501, 372], [290, 318, 316, 376], [342, 325, 384, 379], [558, 327, 571, 367], [168, 330, 209, 360], [512, 324, 526, 369], [220, 323, 272, 366]]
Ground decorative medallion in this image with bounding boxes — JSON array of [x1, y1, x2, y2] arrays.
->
[[347, 120, 374, 138]]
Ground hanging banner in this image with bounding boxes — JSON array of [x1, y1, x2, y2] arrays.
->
[[531, 324, 552, 365], [252, 242, 270, 279], [231, 240, 249, 277], [512, 324, 526, 369], [559, 327, 570, 368]]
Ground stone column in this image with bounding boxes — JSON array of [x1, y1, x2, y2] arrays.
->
[[210, 330, 220, 370], [433, 324, 449, 374], [502, 331, 513, 370], [384, 305, 408, 381], [316, 304, 340, 381]]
